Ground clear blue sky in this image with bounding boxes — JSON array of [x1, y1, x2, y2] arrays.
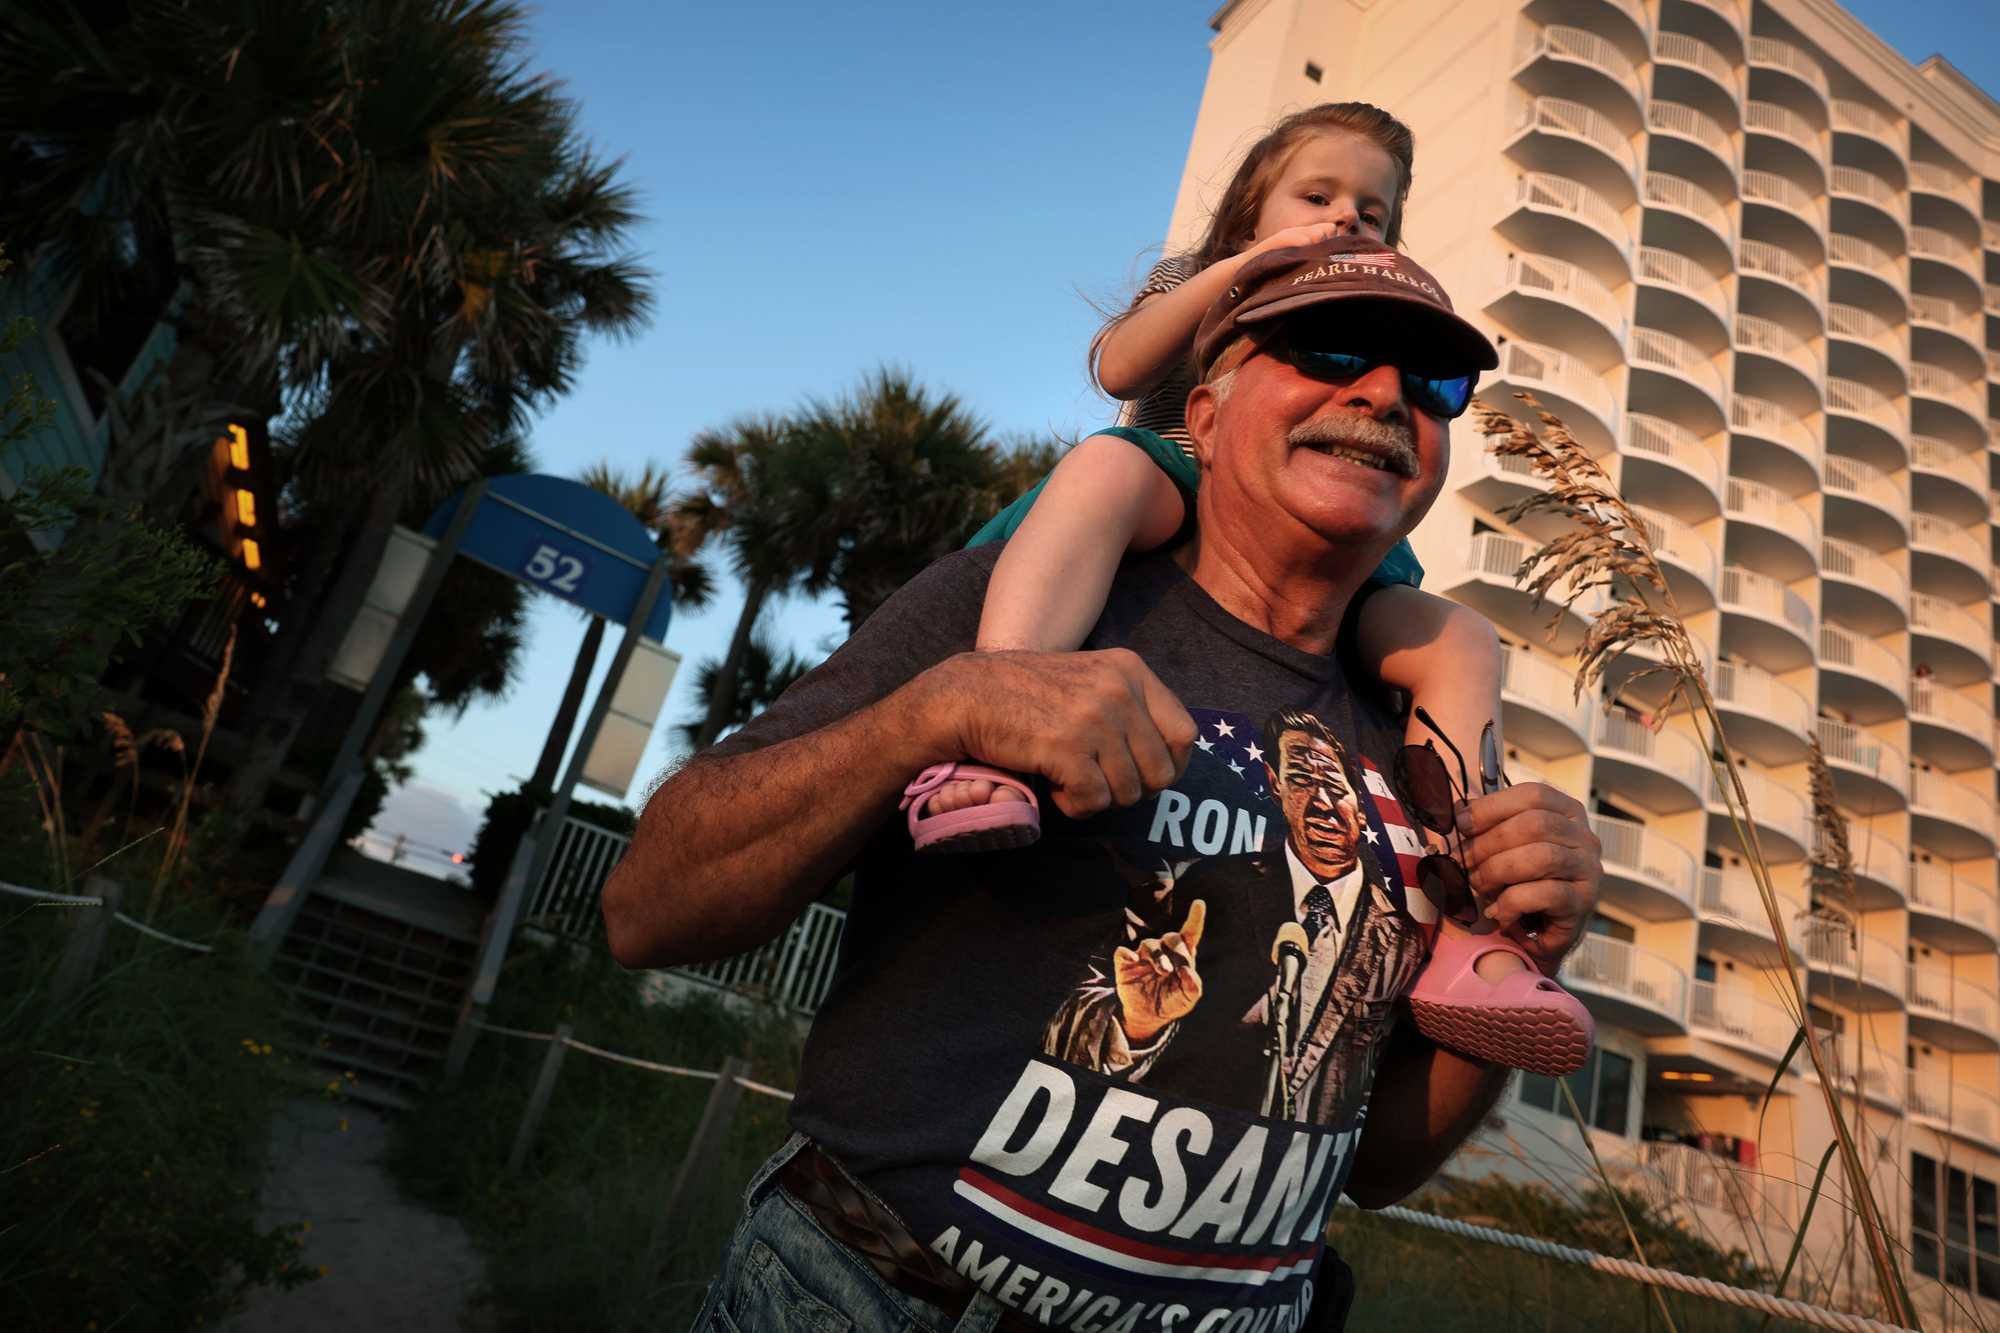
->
[[371, 0, 1999, 867]]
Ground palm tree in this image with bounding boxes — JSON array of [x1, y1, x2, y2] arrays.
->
[[526, 460, 713, 792], [672, 633, 814, 750]]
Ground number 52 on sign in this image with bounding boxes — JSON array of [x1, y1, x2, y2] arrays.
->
[[521, 541, 591, 597]]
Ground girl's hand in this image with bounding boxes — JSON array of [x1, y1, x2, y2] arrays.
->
[[1245, 221, 1351, 259]]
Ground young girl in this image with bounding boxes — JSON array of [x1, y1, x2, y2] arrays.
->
[[901, 102, 1590, 1077]]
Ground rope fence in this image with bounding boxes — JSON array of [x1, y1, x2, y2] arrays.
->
[[3, 878, 217, 966], [472, 1019, 791, 1098]]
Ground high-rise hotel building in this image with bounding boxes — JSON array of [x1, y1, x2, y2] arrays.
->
[[1168, 0, 2000, 1313]]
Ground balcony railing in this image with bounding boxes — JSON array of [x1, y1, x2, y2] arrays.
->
[[1497, 647, 1592, 740], [1909, 363, 1985, 420], [1654, 31, 1738, 98], [1567, 932, 1690, 1023], [1910, 510, 1986, 571], [1513, 172, 1633, 255], [1706, 762, 1811, 848], [1503, 252, 1626, 339], [1691, 979, 1799, 1062], [1911, 160, 1978, 210], [1826, 301, 1903, 362], [1830, 165, 1905, 221], [1912, 225, 1978, 270], [1908, 1071, 2000, 1147], [1816, 716, 1910, 797], [1826, 376, 1903, 436], [1828, 233, 1905, 289], [1910, 592, 1988, 659], [1518, 95, 1638, 179], [1910, 437, 1985, 495], [1910, 679, 1993, 742], [1818, 619, 1908, 687], [1726, 475, 1817, 548], [1910, 768, 1997, 842], [1821, 453, 1908, 525], [1519, 23, 1642, 88], [1721, 566, 1814, 638], [1646, 170, 1732, 243], [1730, 394, 1821, 469], [1637, 246, 1728, 323], [1734, 312, 1821, 385], [1836, 830, 1909, 898], [1714, 658, 1813, 739], [1594, 710, 1707, 795], [1745, 99, 1823, 161], [1908, 967, 2000, 1033], [1988, 282, 2000, 313], [1624, 412, 1722, 496], [1985, 219, 2000, 251], [1593, 813, 1698, 906], [1651, 100, 1736, 167], [1909, 864, 2000, 940], [1741, 169, 1820, 227], [1748, 36, 1828, 99], [1633, 326, 1725, 405], [1738, 238, 1822, 304], [1800, 918, 1904, 995], [1496, 338, 1618, 430], [1830, 98, 1896, 139], [1911, 293, 1981, 344], [1634, 505, 1719, 590]]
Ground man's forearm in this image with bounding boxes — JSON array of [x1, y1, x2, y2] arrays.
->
[[601, 678, 949, 969], [1343, 1027, 1509, 1208]]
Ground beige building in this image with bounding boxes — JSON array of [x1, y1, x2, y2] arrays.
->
[[1169, 0, 2000, 1318]]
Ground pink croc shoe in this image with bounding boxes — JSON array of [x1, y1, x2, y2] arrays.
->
[[1406, 930, 1594, 1076], [901, 763, 1041, 854]]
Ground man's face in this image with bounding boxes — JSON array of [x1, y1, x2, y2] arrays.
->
[[1191, 322, 1451, 555], [1268, 729, 1362, 881]]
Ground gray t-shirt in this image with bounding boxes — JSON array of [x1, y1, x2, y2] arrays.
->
[[711, 546, 1434, 1332]]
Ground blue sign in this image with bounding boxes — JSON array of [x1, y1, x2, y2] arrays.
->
[[423, 474, 672, 640]]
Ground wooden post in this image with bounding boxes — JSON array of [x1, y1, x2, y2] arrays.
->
[[51, 877, 121, 1008], [650, 1055, 750, 1263], [506, 1022, 572, 1174]]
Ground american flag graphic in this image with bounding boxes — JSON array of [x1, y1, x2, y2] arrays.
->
[[1343, 250, 1399, 270]]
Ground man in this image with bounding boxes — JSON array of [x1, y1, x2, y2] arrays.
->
[[603, 235, 1602, 1333]]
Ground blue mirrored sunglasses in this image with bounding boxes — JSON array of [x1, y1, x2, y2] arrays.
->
[[1273, 341, 1477, 420]]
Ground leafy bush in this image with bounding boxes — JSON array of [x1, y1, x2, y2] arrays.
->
[[390, 936, 801, 1330], [466, 784, 635, 899], [0, 901, 320, 1330]]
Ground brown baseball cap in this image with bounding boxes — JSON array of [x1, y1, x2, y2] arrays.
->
[[1194, 235, 1499, 376]]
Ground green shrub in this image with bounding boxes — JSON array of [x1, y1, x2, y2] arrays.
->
[[0, 901, 319, 1331], [390, 936, 801, 1331], [467, 785, 636, 899]]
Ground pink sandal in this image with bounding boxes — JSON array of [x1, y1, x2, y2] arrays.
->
[[901, 763, 1041, 854], [1406, 930, 1594, 1076]]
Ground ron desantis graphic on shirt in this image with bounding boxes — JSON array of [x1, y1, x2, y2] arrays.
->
[[1042, 706, 1430, 1127]]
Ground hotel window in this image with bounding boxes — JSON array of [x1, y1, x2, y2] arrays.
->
[[1912, 1152, 2000, 1299], [1519, 1048, 1634, 1135]]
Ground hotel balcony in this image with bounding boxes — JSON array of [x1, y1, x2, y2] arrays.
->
[[1713, 657, 1813, 763], [1815, 717, 1909, 812], [1747, 35, 1828, 105], [1566, 932, 1690, 1034], [1509, 94, 1640, 202], [1987, 280, 2000, 314], [1819, 621, 1908, 724], [1819, 541, 1906, 638], [1592, 710, 1706, 813], [1636, 245, 1730, 344], [1723, 476, 1817, 579], [1908, 1071, 2000, 1152], [1820, 454, 1908, 551], [1834, 830, 1909, 908], [1742, 167, 1825, 255], [1449, 531, 1605, 654], [1825, 376, 1905, 469], [1738, 237, 1824, 320], [1459, 447, 1552, 514], [1830, 97, 1897, 144], [1909, 435, 1987, 512], [1651, 98, 1739, 182], [1985, 218, 2000, 251], [1720, 565, 1815, 671], [1669, 0, 1740, 39], [1800, 920, 1905, 1010], [1502, 172, 1633, 278], [1907, 968, 2000, 1051], [1827, 232, 1908, 304], [1488, 337, 1620, 454], [1487, 252, 1627, 362], [1631, 325, 1727, 426], [1909, 510, 1989, 603], [1910, 160, 1984, 226], [1825, 301, 1907, 381], [1645, 170, 1735, 270], [1744, 98, 1824, 179], [1697, 870, 1805, 964], [1592, 813, 1698, 920], [1827, 1051, 1905, 1111], [1909, 679, 1995, 771], [1909, 362, 1987, 432], [1515, 24, 1646, 122], [1908, 864, 2000, 952], [1911, 225, 1983, 288], [1690, 980, 1798, 1065], [1705, 762, 1810, 861], [1910, 293, 1984, 358], [1908, 591, 1992, 681], [1909, 767, 1997, 859], [1652, 30, 1740, 112], [1633, 505, 1718, 609], [1829, 163, 1907, 231], [1619, 412, 1723, 518], [1497, 647, 1592, 758], [1730, 393, 1821, 488], [1733, 313, 1823, 410]]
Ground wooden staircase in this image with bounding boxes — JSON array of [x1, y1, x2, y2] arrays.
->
[[267, 849, 485, 1111]]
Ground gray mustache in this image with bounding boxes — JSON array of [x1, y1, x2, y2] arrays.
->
[[1288, 414, 1418, 477]]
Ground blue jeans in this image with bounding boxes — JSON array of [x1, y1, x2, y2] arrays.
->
[[689, 1134, 1016, 1332]]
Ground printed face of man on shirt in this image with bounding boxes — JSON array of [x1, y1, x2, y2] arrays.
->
[[1266, 725, 1362, 882]]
